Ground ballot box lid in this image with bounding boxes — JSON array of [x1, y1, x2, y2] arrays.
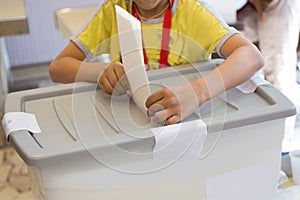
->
[[4, 61, 296, 166]]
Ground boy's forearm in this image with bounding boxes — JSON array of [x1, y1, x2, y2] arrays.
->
[[192, 44, 264, 106], [75, 61, 108, 83], [49, 57, 108, 84]]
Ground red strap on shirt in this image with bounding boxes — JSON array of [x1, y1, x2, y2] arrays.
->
[[132, 0, 173, 70]]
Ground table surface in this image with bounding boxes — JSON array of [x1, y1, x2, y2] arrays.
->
[[56, 6, 96, 38], [0, 0, 26, 22], [0, 0, 28, 36]]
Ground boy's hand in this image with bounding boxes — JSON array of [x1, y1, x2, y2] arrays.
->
[[248, 0, 273, 21], [146, 83, 199, 125], [98, 62, 129, 95], [237, 2, 255, 21]]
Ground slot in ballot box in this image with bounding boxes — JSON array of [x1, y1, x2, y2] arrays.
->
[[3, 61, 296, 200]]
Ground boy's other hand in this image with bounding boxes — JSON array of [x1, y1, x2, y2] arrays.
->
[[98, 62, 129, 95]]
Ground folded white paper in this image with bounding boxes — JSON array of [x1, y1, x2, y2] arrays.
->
[[115, 5, 151, 114], [151, 120, 207, 163], [236, 74, 270, 94], [2, 112, 41, 140]]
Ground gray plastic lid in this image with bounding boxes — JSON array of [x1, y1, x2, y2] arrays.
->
[[4, 61, 296, 167]]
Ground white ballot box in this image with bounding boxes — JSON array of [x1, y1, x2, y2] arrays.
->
[[2, 61, 296, 200]]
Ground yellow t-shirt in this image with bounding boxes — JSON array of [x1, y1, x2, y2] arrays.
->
[[71, 0, 238, 70]]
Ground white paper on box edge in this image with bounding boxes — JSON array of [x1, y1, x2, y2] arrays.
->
[[2, 112, 41, 140]]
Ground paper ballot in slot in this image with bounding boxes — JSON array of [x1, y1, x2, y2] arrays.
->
[[115, 5, 151, 114]]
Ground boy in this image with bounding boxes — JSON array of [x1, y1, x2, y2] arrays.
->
[[50, 0, 264, 125]]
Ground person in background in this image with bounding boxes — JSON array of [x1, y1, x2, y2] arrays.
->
[[49, 0, 264, 125], [237, 0, 300, 151]]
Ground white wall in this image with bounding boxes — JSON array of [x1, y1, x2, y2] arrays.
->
[[205, 0, 239, 24]]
